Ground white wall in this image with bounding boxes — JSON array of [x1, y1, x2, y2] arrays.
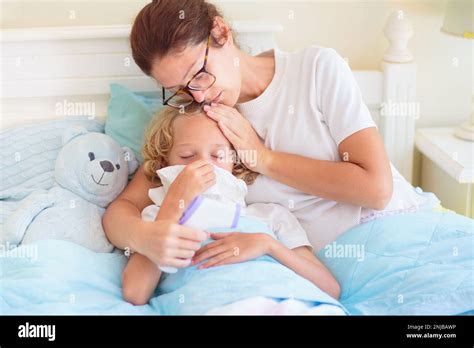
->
[[218, 0, 472, 129]]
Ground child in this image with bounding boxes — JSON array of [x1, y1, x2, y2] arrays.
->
[[122, 106, 344, 315]]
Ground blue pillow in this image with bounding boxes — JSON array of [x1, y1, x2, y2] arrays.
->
[[105, 83, 163, 163]]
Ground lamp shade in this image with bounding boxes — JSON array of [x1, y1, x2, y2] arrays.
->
[[441, 0, 474, 38]]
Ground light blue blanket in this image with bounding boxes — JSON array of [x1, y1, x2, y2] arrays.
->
[[0, 211, 472, 315], [1, 119, 472, 315], [149, 216, 344, 314], [0, 216, 344, 315], [317, 210, 473, 315]]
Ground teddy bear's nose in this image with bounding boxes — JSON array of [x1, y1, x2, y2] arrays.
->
[[100, 160, 115, 173]]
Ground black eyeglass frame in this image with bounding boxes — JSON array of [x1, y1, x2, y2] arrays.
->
[[161, 35, 216, 108]]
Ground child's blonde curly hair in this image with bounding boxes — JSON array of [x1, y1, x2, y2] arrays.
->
[[142, 107, 259, 186]]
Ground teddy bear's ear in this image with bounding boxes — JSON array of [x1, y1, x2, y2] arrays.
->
[[62, 126, 88, 145], [122, 147, 139, 175]]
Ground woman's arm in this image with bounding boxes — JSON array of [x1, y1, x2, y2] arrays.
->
[[103, 163, 209, 267], [120, 182, 183, 306], [115, 167, 171, 305], [121, 160, 216, 305], [205, 104, 393, 211], [260, 127, 393, 210], [103, 165, 156, 251], [122, 252, 161, 305]]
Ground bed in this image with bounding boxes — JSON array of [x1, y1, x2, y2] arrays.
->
[[0, 11, 473, 315]]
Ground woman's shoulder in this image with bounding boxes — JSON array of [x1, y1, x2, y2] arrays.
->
[[279, 45, 342, 63], [277, 45, 348, 80]]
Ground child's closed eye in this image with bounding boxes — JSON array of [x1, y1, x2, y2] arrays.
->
[[180, 154, 194, 159]]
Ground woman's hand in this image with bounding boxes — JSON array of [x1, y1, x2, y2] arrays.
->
[[191, 232, 275, 269], [203, 103, 272, 173], [132, 219, 209, 268]]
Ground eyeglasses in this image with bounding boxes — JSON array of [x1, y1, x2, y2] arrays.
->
[[162, 35, 216, 110]]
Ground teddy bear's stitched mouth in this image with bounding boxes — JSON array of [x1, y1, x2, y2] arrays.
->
[[91, 173, 108, 186]]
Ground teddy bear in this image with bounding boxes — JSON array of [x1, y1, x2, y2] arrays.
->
[[1, 126, 138, 253]]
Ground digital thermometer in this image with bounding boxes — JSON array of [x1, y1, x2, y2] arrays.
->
[[159, 196, 241, 273]]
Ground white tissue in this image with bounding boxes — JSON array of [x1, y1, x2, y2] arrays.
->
[[153, 164, 248, 207]]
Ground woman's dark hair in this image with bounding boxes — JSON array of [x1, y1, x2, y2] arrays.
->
[[130, 0, 223, 76]]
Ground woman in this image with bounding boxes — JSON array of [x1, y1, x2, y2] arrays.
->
[[103, 0, 428, 270]]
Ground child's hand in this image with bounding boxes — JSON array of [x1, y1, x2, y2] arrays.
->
[[191, 232, 274, 269], [166, 159, 216, 208]]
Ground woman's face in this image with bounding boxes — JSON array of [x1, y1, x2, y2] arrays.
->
[[167, 113, 234, 173], [150, 35, 241, 108]]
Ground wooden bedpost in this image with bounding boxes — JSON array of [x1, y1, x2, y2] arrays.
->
[[380, 10, 417, 183]]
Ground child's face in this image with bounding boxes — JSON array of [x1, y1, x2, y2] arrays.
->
[[167, 114, 234, 172]]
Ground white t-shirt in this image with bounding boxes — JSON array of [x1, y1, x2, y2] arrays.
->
[[237, 46, 433, 251]]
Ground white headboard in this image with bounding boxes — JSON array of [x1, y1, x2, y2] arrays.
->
[[0, 21, 282, 128], [0, 12, 417, 181]]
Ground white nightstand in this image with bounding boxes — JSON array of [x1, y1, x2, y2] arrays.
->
[[415, 127, 474, 218]]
